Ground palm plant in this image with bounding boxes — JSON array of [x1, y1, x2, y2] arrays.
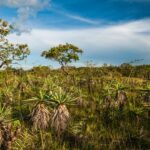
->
[[103, 84, 114, 107], [112, 81, 128, 109], [115, 91, 127, 109], [24, 86, 77, 137], [0, 122, 21, 150], [24, 90, 51, 130], [23, 87, 77, 149], [23, 90, 52, 150], [48, 88, 77, 137], [0, 104, 21, 150]]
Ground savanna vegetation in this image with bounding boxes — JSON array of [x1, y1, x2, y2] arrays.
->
[[0, 19, 150, 150]]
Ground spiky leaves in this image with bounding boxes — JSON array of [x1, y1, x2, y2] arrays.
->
[[26, 87, 76, 136], [51, 104, 70, 137], [31, 104, 50, 130], [48, 88, 76, 136]]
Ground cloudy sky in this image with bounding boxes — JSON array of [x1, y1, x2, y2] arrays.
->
[[0, 0, 150, 68]]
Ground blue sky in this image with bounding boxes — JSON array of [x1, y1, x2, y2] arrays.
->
[[0, 0, 150, 68]]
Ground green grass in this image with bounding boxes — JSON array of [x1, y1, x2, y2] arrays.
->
[[0, 66, 149, 150]]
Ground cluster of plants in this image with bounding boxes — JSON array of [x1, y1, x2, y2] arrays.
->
[[0, 19, 149, 150], [0, 68, 149, 150]]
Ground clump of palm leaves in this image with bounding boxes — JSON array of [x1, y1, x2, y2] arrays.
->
[[102, 84, 113, 107], [115, 91, 127, 109], [23, 90, 51, 130], [0, 121, 21, 150], [0, 103, 21, 149], [24, 85, 77, 137], [112, 81, 128, 109]]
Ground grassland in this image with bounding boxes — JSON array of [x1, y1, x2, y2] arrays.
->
[[0, 65, 149, 150]]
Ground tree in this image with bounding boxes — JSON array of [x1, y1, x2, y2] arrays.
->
[[0, 19, 30, 68], [41, 43, 83, 73]]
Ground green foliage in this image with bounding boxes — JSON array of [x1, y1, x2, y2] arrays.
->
[[0, 103, 11, 121], [46, 88, 78, 106], [0, 67, 149, 149], [41, 43, 83, 67], [23, 85, 77, 107], [0, 19, 30, 68]]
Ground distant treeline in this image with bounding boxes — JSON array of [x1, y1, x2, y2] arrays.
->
[[2, 64, 150, 80]]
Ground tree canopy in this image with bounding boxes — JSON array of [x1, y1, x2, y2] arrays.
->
[[41, 43, 83, 67], [0, 19, 30, 68]]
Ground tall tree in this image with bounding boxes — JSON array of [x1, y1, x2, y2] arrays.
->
[[0, 19, 30, 68], [41, 43, 83, 73]]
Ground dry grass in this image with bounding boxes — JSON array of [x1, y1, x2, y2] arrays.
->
[[31, 104, 51, 130], [51, 104, 70, 136]]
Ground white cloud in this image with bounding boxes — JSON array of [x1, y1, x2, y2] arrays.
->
[[0, 0, 100, 33], [0, 0, 49, 8], [51, 8, 101, 25], [0, 0, 99, 33], [7, 18, 150, 67], [0, 0, 51, 34], [64, 14, 100, 25]]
